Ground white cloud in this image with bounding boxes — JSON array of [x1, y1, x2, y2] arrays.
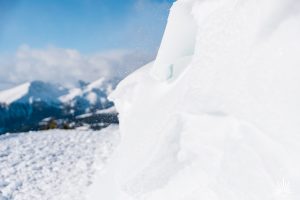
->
[[0, 45, 154, 89]]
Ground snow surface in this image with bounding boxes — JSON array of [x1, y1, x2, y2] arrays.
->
[[0, 83, 30, 104], [0, 126, 119, 200], [88, 0, 300, 199]]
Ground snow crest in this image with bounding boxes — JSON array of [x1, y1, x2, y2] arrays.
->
[[90, 0, 300, 199]]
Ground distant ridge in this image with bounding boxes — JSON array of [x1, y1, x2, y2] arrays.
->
[[0, 79, 118, 134]]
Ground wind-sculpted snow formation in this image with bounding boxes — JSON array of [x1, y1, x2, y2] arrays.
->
[[89, 0, 300, 199]]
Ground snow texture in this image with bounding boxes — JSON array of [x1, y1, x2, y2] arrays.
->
[[0, 126, 119, 200], [89, 0, 300, 199]]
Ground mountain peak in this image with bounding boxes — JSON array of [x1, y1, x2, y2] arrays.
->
[[0, 82, 31, 104], [0, 81, 69, 105]]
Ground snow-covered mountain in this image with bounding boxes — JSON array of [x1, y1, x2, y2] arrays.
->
[[0, 82, 32, 105], [0, 79, 113, 108], [0, 79, 117, 134], [59, 78, 114, 114]]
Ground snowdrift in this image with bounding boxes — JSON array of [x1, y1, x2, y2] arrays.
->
[[89, 0, 300, 199]]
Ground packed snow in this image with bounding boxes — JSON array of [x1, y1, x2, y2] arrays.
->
[[0, 126, 119, 200], [88, 0, 300, 199]]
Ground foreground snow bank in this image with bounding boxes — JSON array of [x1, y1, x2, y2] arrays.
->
[[0, 126, 119, 200], [91, 0, 300, 199]]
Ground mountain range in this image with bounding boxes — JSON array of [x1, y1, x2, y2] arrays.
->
[[0, 79, 118, 134]]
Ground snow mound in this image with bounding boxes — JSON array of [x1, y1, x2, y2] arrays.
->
[[0, 126, 119, 200], [0, 83, 30, 104], [90, 0, 300, 199]]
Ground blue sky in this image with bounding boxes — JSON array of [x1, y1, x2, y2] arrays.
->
[[0, 0, 174, 89], [0, 0, 174, 53]]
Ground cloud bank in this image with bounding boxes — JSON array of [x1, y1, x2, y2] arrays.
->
[[0, 45, 154, 89]]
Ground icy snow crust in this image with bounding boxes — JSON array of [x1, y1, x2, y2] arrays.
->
[[90, 0, 300, 199], [0, 126, 119, 200]]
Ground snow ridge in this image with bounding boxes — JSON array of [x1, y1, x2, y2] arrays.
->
[[0, 83, 30, 104]]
